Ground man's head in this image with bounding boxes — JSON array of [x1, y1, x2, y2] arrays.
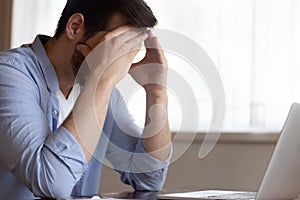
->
[[55, 0, 157, 39], [54, 0, 157, 73]]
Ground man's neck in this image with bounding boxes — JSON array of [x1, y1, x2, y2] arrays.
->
[[45, 36, 76, 98]]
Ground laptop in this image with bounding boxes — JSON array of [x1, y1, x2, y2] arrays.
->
[[157, 103, 300, 200]]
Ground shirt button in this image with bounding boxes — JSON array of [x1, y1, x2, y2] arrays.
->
[[52, 110, 58, 116]]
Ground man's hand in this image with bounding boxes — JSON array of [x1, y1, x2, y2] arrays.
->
[[64, 26, 148, 161], [129, 31, 171, 161], [76, 26, 149, 87], [130, 31, 168, 97]]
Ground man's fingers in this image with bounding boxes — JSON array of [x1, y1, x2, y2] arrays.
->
[[152, 37, 167, 64], [76, 44, 92, 57], [144, 31, 163, 51], [83, 26, 139, 50], [104, 25, 137, 39], [84, 31, 108, 49], [144, 30, 155, 47], [124, 32, 149, 52], [114, 28, 148, 46], [83, 26, 147, 56], [143, 32, 167, 65], [130, 44, 143, 58], [147, 30, 154, 38], [152, 37, 162, 49]]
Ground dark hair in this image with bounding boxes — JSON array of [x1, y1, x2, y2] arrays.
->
[[54, 0, 157, 39]]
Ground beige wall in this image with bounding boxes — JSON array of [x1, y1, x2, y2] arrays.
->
[[99, 133, 278, 193], [0, 0, 13, 51]]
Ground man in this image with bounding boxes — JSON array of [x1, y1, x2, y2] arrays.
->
[[0, 0, 171, 199]]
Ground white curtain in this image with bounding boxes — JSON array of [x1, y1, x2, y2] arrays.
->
[[11, 0, 300, 132], [146, 0, 300, 132], [11, 0, 67, 48]]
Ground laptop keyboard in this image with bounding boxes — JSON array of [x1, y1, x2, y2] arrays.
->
[[207, 192, 257, 199]]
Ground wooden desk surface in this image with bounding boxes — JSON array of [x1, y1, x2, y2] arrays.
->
[[100, 191, 161, 200], [39, 191, 163, 199]]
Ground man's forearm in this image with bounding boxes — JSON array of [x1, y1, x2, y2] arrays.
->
[[63, 79, 114, 162], [142, 90, 171, 161]]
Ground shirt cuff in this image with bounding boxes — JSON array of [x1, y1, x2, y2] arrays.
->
[[131, 139, 172, 173], [44, 126, 88, 181]]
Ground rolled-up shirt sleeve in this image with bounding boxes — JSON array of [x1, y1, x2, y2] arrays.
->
[[105, 89, 172, 191], [119, 139, 172, 191], [0, 57, 87, 198]]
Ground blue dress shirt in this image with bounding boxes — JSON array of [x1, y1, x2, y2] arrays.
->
[[0, 35, 170, 199]]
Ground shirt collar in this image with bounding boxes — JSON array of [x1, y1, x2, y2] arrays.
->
[[30, 35, 60, 92]]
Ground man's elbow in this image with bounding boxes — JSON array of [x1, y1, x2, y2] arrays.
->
[[46, 181, 74, 199], [29, 151, 81, 198], [31, 171, 76, 199], [136, 182, 164, 192], [134, 178, 165, 192], [122, 170, 167, 192]]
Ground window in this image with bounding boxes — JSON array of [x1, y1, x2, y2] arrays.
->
[[11, 0, 300, 132], [144, 0, 300, 132], [11, 0, 66, 48]]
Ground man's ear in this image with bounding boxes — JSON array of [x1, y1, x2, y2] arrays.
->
[[65, 13, 85, 40]]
